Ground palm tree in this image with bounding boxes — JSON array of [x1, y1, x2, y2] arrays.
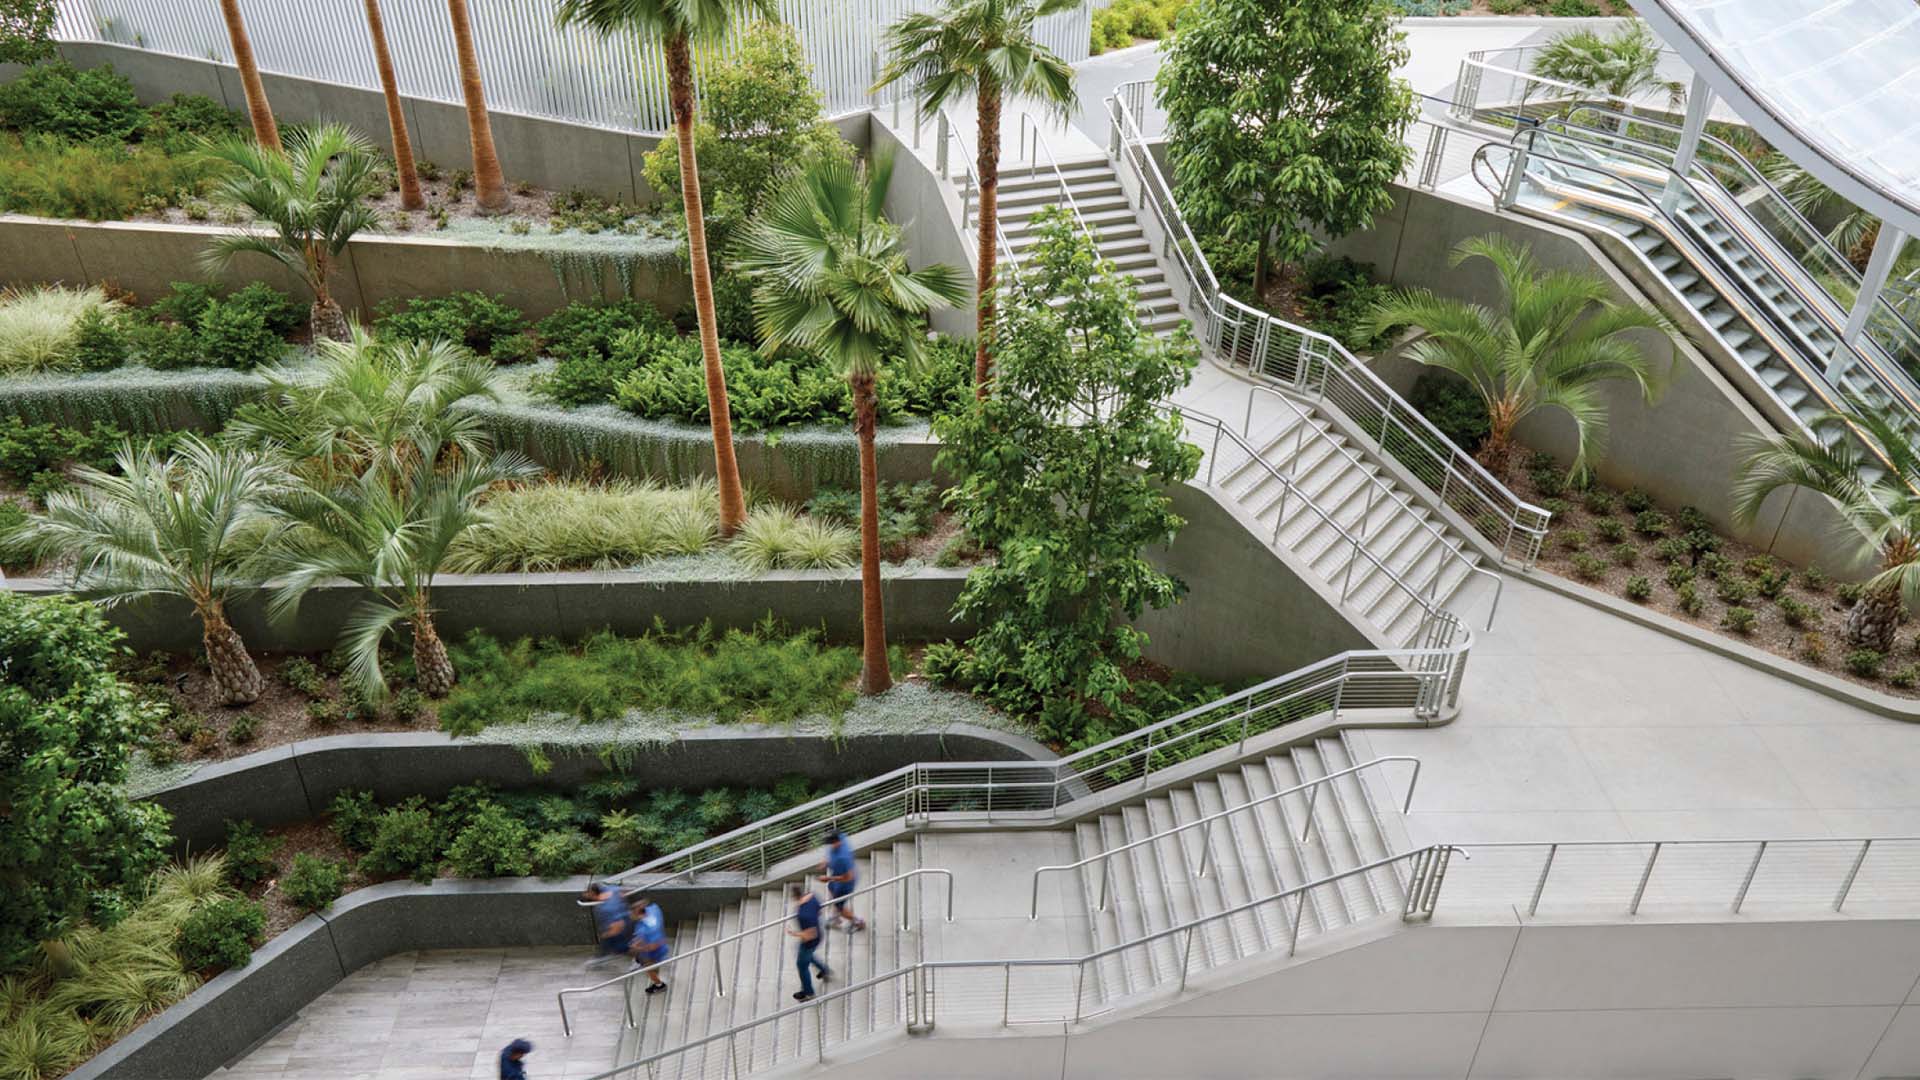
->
[[873, 0, 1079, 397], [216, 0, 281, 150], [1367, 234, 1673, 480], [556, 0, 775, 538], [200, 123, 384, 342], [1757, 155, 1881, 269], [447, 0, 510, 213], [733, 154, 968, 693], [9, 436, 285, 705], [268, 447, 536, 698], [364, 0, 424, 211], [1733, 401, 1920, 653], [1531, 22, 1684, 112], [228, 331, 503, 487]]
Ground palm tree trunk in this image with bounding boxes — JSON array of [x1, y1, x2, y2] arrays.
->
[[447, 0, 509, 214], [666, 31, 748, 537], [852, 371, 891, 696], [1847, 582, 1903, 653], [1475, 427, 1515, 482], [307, 257, 351, 341], [413, 609, 456, 697], [973, 82, 1001, 398], [364, 0, 424, 211], [217, 0, 281, 151], [200, 599, 263, 706]]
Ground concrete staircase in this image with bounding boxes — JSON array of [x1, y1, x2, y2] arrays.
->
[[989, 156, 1186, 335], [1207, 394, 1490, 645], [609, 839, 929, 1079], [1069, 731, 1406, 1010]]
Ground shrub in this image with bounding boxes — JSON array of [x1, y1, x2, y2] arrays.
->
[[1801, 566, 1830, 593], [1530, 467, 1566, 498], [1721, 606, 1757, 634], [363, 803, 441, 884], [390, 688, 427, 722], [444, 804, 533, 878], [0, 132, 218, 220], [1610, 542, 1638, 567], [530, 828, 595, 878], [1846, 649, 1886, 677], [1682, 528, 1720, 565], [1664, 563, 1695, 591], [1837, 582, 1864, 608], [0, 62, 144, 141], [805, 487, 860, 524], [1778, 596, 1816, 628], [1697, 550, 1734, 580], [195, 296, 284, 370], [328, 789, 380, 852], [305, 698, 342, 728], [1632, 510, 1670, 537], [375, 291, 527, 359], [226, 712, 259, 745], [222, 820, 280, 888], [1891, 665, 1918, 690], [1752, 566, 1791, 600], [920, 640, 970, 687], [1624, 575, 1652, 602], [280, 657, 325, 696], [1547, 0, 1602, 14], [1801, 632, 1829, 665], [1558, 528, 1588, 552], [490, 330, 540, 365], [143, 93, 239, 149], [71, 306, 130, 371], [1592, 518, 1626, 543], [1407, 371, 1489, 453], [1580, 488, 1617, 516], [175, 897, 264, 971], [1716, 575, 1755, 605], [1622, 488, 1655, 514], [1570, 552, 1606, 581], [535, 298, 673, 363], [281, 854, 346, 913], [1540, 497, 1572, 517], [1676, 581, 1704, 616], [0, 285, 118, 373], [1652, 537, 1689, 564]]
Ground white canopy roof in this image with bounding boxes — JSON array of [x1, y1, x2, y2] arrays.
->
[[1634, 0, 1920, 240]]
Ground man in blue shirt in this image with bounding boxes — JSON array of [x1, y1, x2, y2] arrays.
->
[[581, 883, 631, 970], [629, 891, 670, 995], [498, 1037, 532, 1079], [818, 828, 867, 933], [788, 882, 831, 1001]]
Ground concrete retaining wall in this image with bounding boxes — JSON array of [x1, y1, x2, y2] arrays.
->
[[1323, 184, 1857, 574], [64, 875, 744, 1080], [0, 213, 691, 322], [872, 112, 976, 340], [4, 565, 975, 655], [147, 725, 1051, 854]]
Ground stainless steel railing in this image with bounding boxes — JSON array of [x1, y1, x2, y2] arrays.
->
[[1026, 754, 1422, 918], [555, 868, 955, 1037], [1105, 84, 1550, 567]]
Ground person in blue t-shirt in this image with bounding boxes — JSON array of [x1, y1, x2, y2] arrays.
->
[[787, 882, 831, 1001], [629, 891, 670, 995], [817, 828, 867, 933], [498, 1037, 532, 1079], [581, 883, 631, 970]]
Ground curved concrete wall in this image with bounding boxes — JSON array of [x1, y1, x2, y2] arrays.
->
[[146, 724, 1053, 854]]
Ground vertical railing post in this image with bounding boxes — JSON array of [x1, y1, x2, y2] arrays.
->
[[1528, 843, 1557, 917], [986, 765, 994, 822], [816, 999, 827, 1064], [1197, 818, 1215, 878], [1288, 892, 1307, 956], [1835, 839, 1873, 912], [1072, 963, 1086, 1024], [1300, 783, 1320, 844], [1141, 730, 1154, 789], [1732, 840, 1766, 913], [1209, 423, 1222, 485], [1629, 842, 1662, 915], [1002, 962, 1012, 1026], [1178, 927, 1197, 992], [935, 111, 949, 177]]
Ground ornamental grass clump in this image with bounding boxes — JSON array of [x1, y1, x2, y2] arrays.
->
[[447, 478, 720, 572], [0, 285, 118, 373], [728, 504, 856, 572]]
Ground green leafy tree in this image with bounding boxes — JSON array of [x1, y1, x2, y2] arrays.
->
[[641, 21, 852, 252], [10, 435, 286, 705], [733, 154, 968, 693], [936, 210, 1199, 744], [1157, 0, 1413, 295], [200, 123, 384, 342], [1366, 234, 1672, 480], [558, 0, 778, 539], [1530, 23, 1684, 110], [0, 592, 172, 970], [873, 0, 1080, 396], [1733, 401, 1920, 653], [0, 0, 56, 64]]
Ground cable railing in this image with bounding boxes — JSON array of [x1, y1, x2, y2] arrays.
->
[[599, 637, 1468, 896], [1104, 84, 1550, 567], [556, 868, 956, 1037], [1026, 754, 1422, 918]]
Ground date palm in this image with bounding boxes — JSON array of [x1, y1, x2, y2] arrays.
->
[[733, 154, 968, 693], [557, 0, 776, 538], [1367, 234, 1672, 480], [200, 123, 383, 342], [216, 0, 280, 150], [9, 436, 285, 705], [364, 0, 424, 210], [1733, 401, 1920, 653], [873, 0, 1080, 397], [1531, 23, 1684, 112], [447, 0, 510, 212], [268, 446, 536, 698]]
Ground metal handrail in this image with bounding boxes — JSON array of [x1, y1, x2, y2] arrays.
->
[[1244, 385, 1505, 630], [1026, 755, 1422, 918], [1105, 85, 1550, 567], [1171, 403, 1473, 640], [1016, 109, 1098, 251], [554, 867, 955, 1037], [577, 846, 1450, 1080]]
